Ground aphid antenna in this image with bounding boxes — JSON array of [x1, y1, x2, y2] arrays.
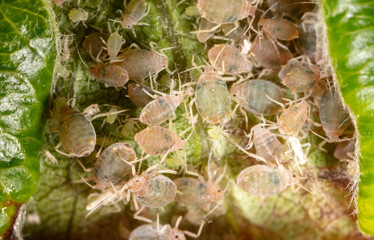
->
[[75, 41, 89, 68], [90, 109, 129, 121], [54, 142, 71, 157], [190, 23, 221, 34]]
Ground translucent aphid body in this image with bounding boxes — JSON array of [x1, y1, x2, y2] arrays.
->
[[252, 124, 283, 163], [319, 91, 350, 142], [139, 92, 184, 125], [129, 224, 186, 240], [69, 8, 88, 23], [107, 31, 125, 61], [128, 173, 177, 208], [115, 49, 168, 80], [82, 32, 109, 57], [251, 37, 292, 69], [278, 59, 319, 92], [196, 0, 254, 24], [89, 62, 129, 87], [259, 18, 299, 41], [174, 177, 224, 207], [58, 105, 96, 157], [230, 79, 285, 115], [94, 143, 135, 190], [195, 67, 232, 125], [128, 83, 155, 107], [279, 100, 310, 135], [235, 165, 296, 196], [134, 126, 185, 155], [208, 44, 252, 74], [121, 0, 148, 29]]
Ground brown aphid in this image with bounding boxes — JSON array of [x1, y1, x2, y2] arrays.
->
[[139, 91, 184, 125], [279, 100, 310, 135], [197, 0, 256, 24], [128, 83, 155, 107], [334, 139, 356, 160], [251, 124, 283, 163], [235, 165, 298, 196], [267, 0, 315, 18], [94, 143, 135, 190], [134, 126, 186, 155], [56, 105, 96, 157], [278, 58, 319, 92], [89, 62, 129, 87], [208, 44, 252, 74], [259, 18, 299, 41], [251, 37, 292, 69], [319, 90, 350, 142], [115, 49, 168, 80], [230, 79, 285, 115], [82, 32, 109, 58], [128, 173, 176, 208]]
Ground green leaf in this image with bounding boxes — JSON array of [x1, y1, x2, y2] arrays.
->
[[322, 0, 374, 235], [0, 0, 56, 236]]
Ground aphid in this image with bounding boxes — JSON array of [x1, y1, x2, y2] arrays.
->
[[89, 62, 129, 87], [278, 58, 319, 92], [319, 90, 350, 142], [334, 139, 356, 160], [251, 124, 283, 163], [194, 67, 232, 125], [139, 91, 185, 125], [258, 18, 299, 41], [129, 217, 205, 240], [279, 100, 310, 135], [235, 165, 298, 196], [299, 12, 318, 61], [208, 44, 252, 75], [120, 0, 148, 29], [267, 0, 315, 19], [196, 18, 217, 43], [121, 118, 139, 137], [115, 49, 168, 80], [196, 0, 256, 25], [68, 8, 88, 27], [55, 105, 96, 157], [82, 32, 109, 59], [128, 83, 155, 107], [106, 30, 126, 62], [230, 79, 285, 115], [61, 34, 73, 62], [94, 143, 135, 190], [250, 37, 292, 69], [134, 126, 186, 156]]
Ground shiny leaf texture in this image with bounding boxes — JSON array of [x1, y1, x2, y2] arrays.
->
[[0, 0, 56, 237], [323, 0, 374, 235]]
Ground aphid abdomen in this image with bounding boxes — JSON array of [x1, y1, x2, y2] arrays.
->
[[230, 79, 285, 115], [134, 126, 180, 155], [90, 63, 129, 87], [253, 125, 282, 162], [279, 100, 310, 135], [82, 32, 109, 57], [116, 49, 168, 80], [251, 38, 292, 69], [261, 18, 299, 41], [197, 0, 251, 24], [281, 66, 318, 92], [139, 98, 176, 125], [235, 165, 288, 196], [319, 91, 350, 141], [128, 83, 155, 107], [208, 44, 252, 74], [174, 177, 209, 207], [136, 175, 177, 208], [195, 80, 232, 124], [94, 143, 134, 189], [59, 107, 96, 157]]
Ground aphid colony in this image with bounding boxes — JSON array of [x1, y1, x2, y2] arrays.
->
[[52, 0, 356, 238]]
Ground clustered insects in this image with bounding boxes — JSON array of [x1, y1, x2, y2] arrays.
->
[[50, 0, 358, 238]]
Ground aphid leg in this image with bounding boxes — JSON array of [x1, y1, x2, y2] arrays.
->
[[239, 107, 249, 130], [183, 219, 206, 238], [265, 95, 285, 109], [133, 205, 153, 223], [43, 150, 58, 165], [203, 202, 221, 223], [76, 159, 93, 172], [95, 136, 107, 158], [317, 139, 328, 152], [223, 134, 267, 163], [157, 210, 160, 234], [90, 109, 129, 121], [175, 0, 187, 7], [54, 142, 71, 157], [190, 24, 221, 34]]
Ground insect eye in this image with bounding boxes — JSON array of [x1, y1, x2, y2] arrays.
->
[[218, 190, 221, 192], [293, 175, 296, 177], [233, 94, 236, 97], [175, 236, 179, 238]]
